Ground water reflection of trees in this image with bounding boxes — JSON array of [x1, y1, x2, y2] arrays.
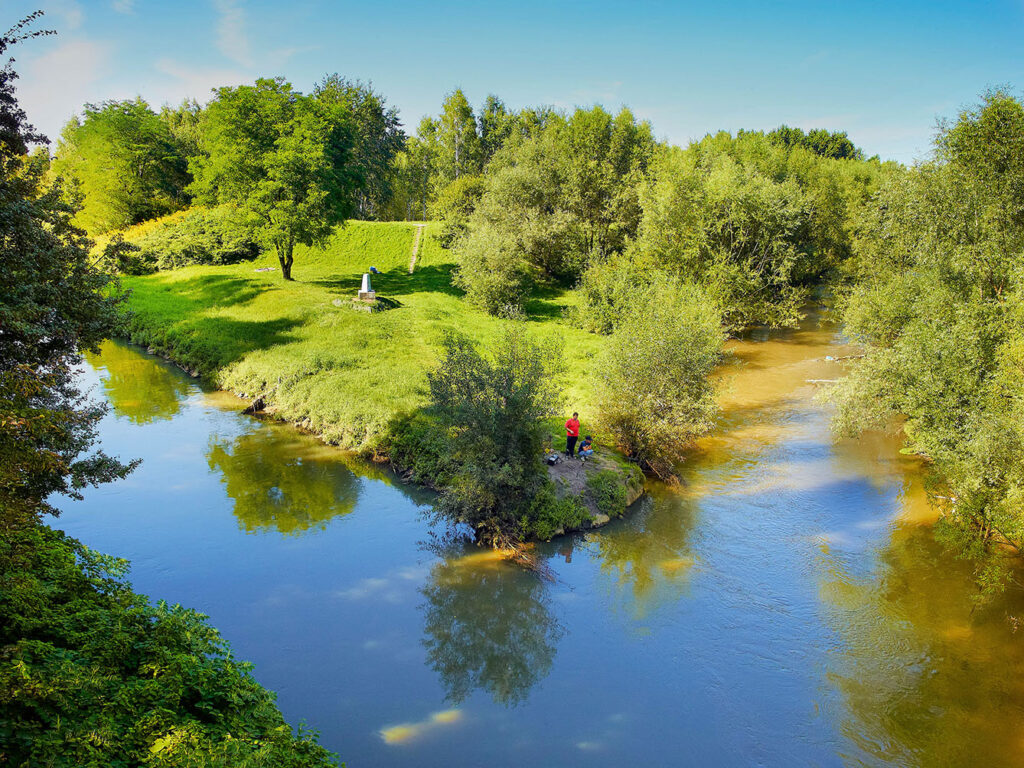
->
[[207, 425, 360, 535], [819, 520, 1024, 767], [420, 548, 564, 707], [86, 340, 191, 424], [592, 492, 698, 619]]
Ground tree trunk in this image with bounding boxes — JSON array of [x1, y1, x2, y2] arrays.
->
[[277, 239, 294, 281]]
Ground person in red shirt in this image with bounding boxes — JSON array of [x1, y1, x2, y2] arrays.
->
[[565, 412, 580, 457]]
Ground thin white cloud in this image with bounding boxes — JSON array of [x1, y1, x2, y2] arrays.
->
[[212, 0, 253, 67], [112, 0, 136, 13], [46, 0, 84, 32], [18, 38, 112, 142], [153, 58, 251, 105]]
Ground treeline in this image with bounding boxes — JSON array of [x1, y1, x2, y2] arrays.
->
[[52, 76, 402, 234], [50, 79, 877, 306], [394, 89, 882, 328], [832, 90, 1024, 598]]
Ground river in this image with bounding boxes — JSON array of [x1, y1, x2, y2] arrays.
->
[[54, 316, 1024, 767]]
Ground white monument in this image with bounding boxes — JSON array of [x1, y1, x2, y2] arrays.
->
[[358, 272, 376, 302]]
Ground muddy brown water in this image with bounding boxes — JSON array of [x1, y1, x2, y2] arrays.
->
[[55, 315, 1024, 767]]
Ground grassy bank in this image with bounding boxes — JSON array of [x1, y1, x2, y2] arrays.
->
[[123, 220, 609, 451]]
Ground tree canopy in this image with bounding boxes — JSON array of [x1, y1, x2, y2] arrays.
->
[[52, 98, 190, 234], [188, 77, 361, 280], [832, 89, 1024, 597]]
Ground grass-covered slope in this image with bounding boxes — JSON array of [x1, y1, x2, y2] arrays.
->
[[124, 220, 607, 450]]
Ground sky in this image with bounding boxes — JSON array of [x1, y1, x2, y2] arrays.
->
[[6, 0, 1024, 163]]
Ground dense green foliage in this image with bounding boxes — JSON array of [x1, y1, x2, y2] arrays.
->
[[52, 98, 190, 234], [586, 470, 629, 519], [425, 328, 562, 544], [832, 90, 1024, 596], [313, 75, 405, 220], [0, 21, 339, 766], [598, 279, 723, 478], [766, 125, 866, 160], [453, 106, 654, 313], [0, 525, 337, 767], [131, 205, 259, 270], [188, 77, 361, 281], [0, 29, 132, 529], [622, 131, 880, 330]]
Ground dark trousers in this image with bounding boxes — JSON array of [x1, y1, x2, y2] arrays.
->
[[566, 435, 578, 455]]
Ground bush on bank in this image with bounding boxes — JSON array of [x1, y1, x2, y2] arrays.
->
[[0, 523, 338, 768]]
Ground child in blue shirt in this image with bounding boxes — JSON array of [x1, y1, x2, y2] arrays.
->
[[578, 435, 594, 460]]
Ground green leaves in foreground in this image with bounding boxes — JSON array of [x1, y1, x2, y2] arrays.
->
[[0, 524, 338, 768]]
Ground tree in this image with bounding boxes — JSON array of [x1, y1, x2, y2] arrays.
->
[[635, 131, 874, 330], [426, 328, 561, 545], [832, 90, 1024, 597], [478, 94, 514, 163], [313, 74, 405, 219], [0, 22, 135, 533], [598, 279, 722, 479], [159, 98, 204, 160], [562, 106, 654, 258], [767, 124, 865, 160], [454, 106, 654, 314], [52, 98, 190, 233], [436, 88, 482, 184], [189, 77, 360, 280]]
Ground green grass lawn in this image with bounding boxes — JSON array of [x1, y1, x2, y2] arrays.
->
[[124, 220, 608, 451]]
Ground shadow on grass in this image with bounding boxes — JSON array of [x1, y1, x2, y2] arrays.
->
[[183, 316, 301, 369], [523, 297, 566, 321], [310, 264, 463, 299], [151, 273, 269, 312]]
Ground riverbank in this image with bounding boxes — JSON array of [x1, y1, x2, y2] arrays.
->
[[121, 219, 646, 534]]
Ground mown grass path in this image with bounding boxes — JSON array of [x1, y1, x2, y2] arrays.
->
[[408, 224, 424, 274]]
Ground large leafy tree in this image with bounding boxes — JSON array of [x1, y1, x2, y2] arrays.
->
[[0, 18, 134, 533], [426, 328, 561, 545], [436, 88, 482, 184], [598, 278, 722, 479], [189, 77, 360, 280], [313, 74, 405, 220], [454, 106, 654, 314], [52, 98, 190, 233]]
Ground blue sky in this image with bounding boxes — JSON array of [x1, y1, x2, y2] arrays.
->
[[8, 0, 1024, 162]]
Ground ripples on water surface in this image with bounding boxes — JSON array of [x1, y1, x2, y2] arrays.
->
[[57, 319, 1024, 767]]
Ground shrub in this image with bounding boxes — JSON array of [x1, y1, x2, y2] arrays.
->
[[100, 233, 155, 275], [586, 469, 629, 518], [0, 524, 338, 767], [432, 174, 485, 248], [571, 251, 651, 334], [598, 277, 723, 479], [381, 411, 458, 488], [527, 482, 590, 541], [133, 205, 259, 270], [453, 222, 533, 315], [426, 327, 561, 545]]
